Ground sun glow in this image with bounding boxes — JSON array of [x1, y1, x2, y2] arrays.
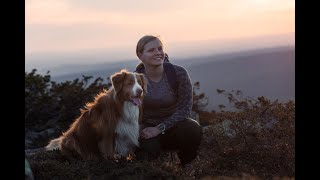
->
[[26, 0, 294, 54]]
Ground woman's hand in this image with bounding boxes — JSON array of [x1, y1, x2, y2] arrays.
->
[[140, 127, 161, 139]]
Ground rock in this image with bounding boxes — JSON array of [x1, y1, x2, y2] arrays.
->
[[25, 147, 46, 157], [202, 119, 236, 138], [25, 128, 57, 149]]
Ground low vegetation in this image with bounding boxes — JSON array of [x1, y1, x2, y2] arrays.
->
[[25, 69, 295, 179]]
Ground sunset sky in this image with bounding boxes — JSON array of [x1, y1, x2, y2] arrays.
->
[[25, 0, 295, 68]]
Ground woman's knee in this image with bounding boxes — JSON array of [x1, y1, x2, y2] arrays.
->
[[179, 118, 201, 132], [175, 118, 202, 142]]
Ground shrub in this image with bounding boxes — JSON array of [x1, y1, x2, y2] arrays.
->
[[25, 69, 111, 131]]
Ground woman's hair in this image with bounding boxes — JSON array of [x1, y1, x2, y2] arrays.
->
[[136, 35, 163, 57]]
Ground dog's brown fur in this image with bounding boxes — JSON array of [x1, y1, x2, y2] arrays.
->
[[46, 69, 147, 160]]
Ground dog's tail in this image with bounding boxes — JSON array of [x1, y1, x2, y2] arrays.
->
[[46, 137, 62, 151]]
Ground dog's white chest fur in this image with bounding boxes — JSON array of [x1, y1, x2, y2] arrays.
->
[[114, 101, 140, 156]]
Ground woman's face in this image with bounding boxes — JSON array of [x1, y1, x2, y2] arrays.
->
[[138, 39, 165, 66]]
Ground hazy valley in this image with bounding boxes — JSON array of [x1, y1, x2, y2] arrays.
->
[[30, 46, 294, 111]]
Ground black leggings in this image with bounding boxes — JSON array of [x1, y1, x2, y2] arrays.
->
[[139, 118, 202, 165]]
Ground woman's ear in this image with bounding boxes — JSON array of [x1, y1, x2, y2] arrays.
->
[[137, 52, 142, 60]]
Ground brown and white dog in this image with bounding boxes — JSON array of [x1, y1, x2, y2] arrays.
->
[[45, 69, 147, 160]]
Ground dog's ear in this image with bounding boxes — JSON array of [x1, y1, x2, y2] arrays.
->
[[138, 73, 147, 93], [111, 70, 127, 93]]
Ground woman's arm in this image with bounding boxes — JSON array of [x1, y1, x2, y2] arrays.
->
[[158, 65, 193, 130]]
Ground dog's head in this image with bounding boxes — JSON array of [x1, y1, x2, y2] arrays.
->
[[111, 69, 147, 106]]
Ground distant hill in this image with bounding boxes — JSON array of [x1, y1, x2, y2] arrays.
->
[[184, 46, 295, 111], [50, 46, 295, 111]]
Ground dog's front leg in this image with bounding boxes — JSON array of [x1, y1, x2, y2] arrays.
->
[[99, 132, 114, 160], [114, 136, 130, 157]]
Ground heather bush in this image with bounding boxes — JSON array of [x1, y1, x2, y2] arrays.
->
[[25, 69, 111, 131], [197, 89, 295, 178]]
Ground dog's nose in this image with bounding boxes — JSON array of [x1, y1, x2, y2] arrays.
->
[[136, 89, 143, 96]]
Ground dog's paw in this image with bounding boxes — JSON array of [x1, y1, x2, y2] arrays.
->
[[113, 153, 123, 160]]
